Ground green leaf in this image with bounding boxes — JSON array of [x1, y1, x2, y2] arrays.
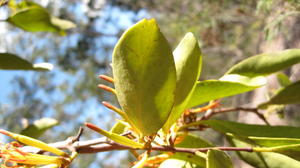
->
[[197, 120, 300, 161], [0, 53, 53, 71], [197, 119, 300, 138], [276, 72, 291, 87], [187, 75, 266, 108], [159, 159, 201, 168], [7, 3, 75, 34], [226, 49, 300, 77], [259, 80, 300, 108], [86, 123, 144, 148], [20, 118, 58, 139], [112, 19, 176, 135], [206, 149, 233, 168], [164, 32, 202, 131], [175, 134, 214, 148], [109, 120, 127, 134], [228, 137, 300, 168], [170, 134, 213, 167]]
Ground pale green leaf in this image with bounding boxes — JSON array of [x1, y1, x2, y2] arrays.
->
[[7, 3, 75, 34], [112, 19, 176, 135], [20, 118, 58, 139], [187, 76, 265, 108], [276, 72, 291, 87], [164, 32, 202, 131], [226, 49, 300, 77], [259, 80, 300, 108], [0, 53, 53, 71], [109, 120, 127, 134], [89, 124, 144, 148], [207, 149, 233, 168]]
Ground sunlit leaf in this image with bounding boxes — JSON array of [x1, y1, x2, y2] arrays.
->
[[259, 80, 300, 108], [226, 49, 300, 77], [207, 149, 233, 168], [187, 76, 265, 108], [7, 2, 75, 34], [164, 32, 202, 131], [112, 19, 176, 135], [85, 123, 143, 148], [0, 53, 53, 71], [20, 118, 58, 139], [110, 120, 127, 134]]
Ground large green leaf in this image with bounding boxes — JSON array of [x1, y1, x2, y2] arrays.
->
[[187, 76, 265, 108], [228, 137, 300, 168], [226, 49, 300, 77], [20, 118, 58, 139], [259, 80, 300, 108], [0, 53, 53, 71], [206, 149, 233, 168], [164, 32, 202, 131], [7, 2, 75, 34], [112, 19, 176, 135]]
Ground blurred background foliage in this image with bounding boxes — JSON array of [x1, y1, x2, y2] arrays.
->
[[1, 0, 300, 167]]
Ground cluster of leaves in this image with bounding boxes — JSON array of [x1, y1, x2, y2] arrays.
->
[[0, 0, 75, 71], [86, 19, 300, 167], [2, 1, 300, 167]]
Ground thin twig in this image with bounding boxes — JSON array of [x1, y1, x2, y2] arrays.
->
[[201, 107, 270, 125]]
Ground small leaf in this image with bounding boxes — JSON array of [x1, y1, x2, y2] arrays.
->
[[112, 19, 176, 135], [109, 120, 127, 134], [171, 134, 212, 167], [7, 2, 75, 34], [259, 80, 300, 108], [228, 137, 300, 168], [187, 75, 266, 108], [226, 49, 300, 77], [20, 118, 58, 139], [207, 149, 233, 168], [0, 53, 53, 71], [85, 123, 144, 148], [276, 72, 291, 87], [163, 32, 202, 131]]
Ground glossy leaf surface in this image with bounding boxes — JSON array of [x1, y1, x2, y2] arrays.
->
[[20, 118, 58, 139], [207, 149, 233, 168], [0, 53, 53, 71], [112, 19, 176, 135], [164, 32, 202, 131]]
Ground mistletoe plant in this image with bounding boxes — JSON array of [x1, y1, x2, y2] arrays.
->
[[2, 18, 300, 168]]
